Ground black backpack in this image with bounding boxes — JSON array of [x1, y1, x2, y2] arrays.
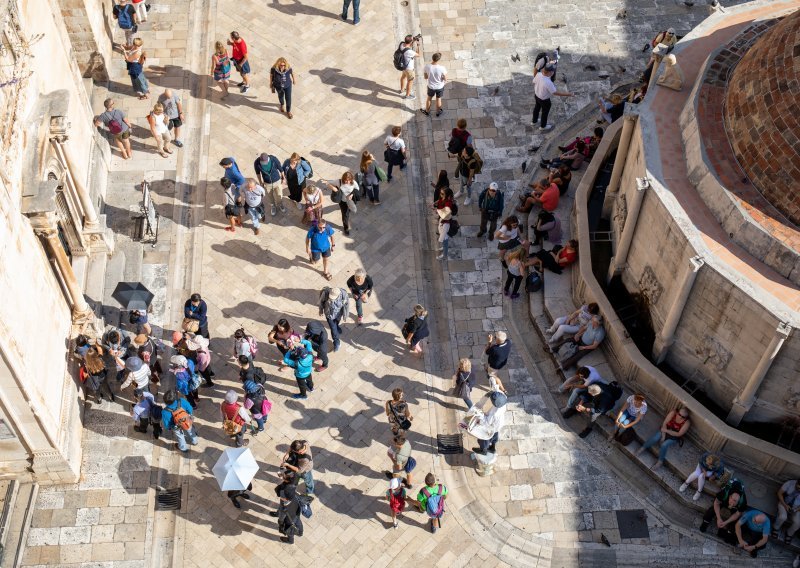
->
[[253, 366, 268, 385], [300, 157, 314, 178], [447, 136, 465, 155], [447, 219, 460, 237], [450, 201, 459, 217], [393, 43, 410, 71], [534, 52, 557, 81], [525, 271, 542, 292]]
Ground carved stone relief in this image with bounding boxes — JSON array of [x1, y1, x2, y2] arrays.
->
[[696, 335, 733, 372], [639, 265, 664, 306]]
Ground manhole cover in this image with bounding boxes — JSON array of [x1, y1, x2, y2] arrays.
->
[[437, 433, 463, 454], [615, 509, 650, 539], [155, 488, 182, 511]]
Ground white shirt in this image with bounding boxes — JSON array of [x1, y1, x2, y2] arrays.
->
[[385, 136, 405, 151], [780, 480, 800, 509], [402, 48, 416, 69], [625, 395, 648, 417], [533, 73, 557, 100], [244, 185, 265, 207], [150, 112, 169, 134], [582, 366, 605, 386], [424, 63, 447, 89], [338, 182, 358, 198], [495, 226, 519, 244]]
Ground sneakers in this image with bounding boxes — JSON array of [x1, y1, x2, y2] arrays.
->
[[436, 254, 445, 260], [393, 520, 398, 529], [420, 109, 430, 116], [405, 94, 416, 100], [464, 197, 472, 205], [292, 394, 308, 400], [173, 140, 184, 148], [333, 341, 341, 352], [453, 190, 463, 198], [692, 491, 702, 501], [476, 231, 485, 237], [540, 124, 554, 131], [678, 483, 688, 492], [503, 289, 510, 297], [430, 520, 437, 533], [510, 293, 520, 299], [270, 204, 277, 216], [357, 316, 363, 325], [316, 365, 327, 372], [237, 81, 245, 87], [241, 85, 250, 93], [436, 109, 443, 117]]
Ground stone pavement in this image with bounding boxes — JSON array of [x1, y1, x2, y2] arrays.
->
[[16, 0, 794, 567]]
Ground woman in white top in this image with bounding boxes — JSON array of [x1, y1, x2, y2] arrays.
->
[[384, 126, 408, 182], [437, 207, 452, 261], [302, 183, 324, 226], [494, 215, 522, 265], [147, 103, 172, 158], [325, 171, 359, 236]]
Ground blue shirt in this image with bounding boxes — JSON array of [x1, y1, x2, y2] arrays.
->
[[184, 299, 208, 327], [283, 339, 314, 379], [282, 158, 312, 185], [307, 225, 334, 253], [223, 158, 246, 188], [161, 398, 194, 430], [739, 510, 770, 535]]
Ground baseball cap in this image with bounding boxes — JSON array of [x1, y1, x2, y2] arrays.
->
[[488, 182, 499, 191], [390, 477, 402, 490], [667, 27, 675, 34]]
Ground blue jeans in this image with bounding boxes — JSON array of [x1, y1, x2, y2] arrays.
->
[[276, 85, 292, 112], [174, 425, 198, 452], [566, 387, 587, 409], [248, 205, 262, 229], [461, 389, 474, 409], [459, 175, 473, 199], [326, 315, 342, 347], [366, 183, 380, 203], [640, 432, 678, 462], [131, 72, 149, 95], [478, 432, 499, 451], [342, 0, 360, 23], [440, 238, 449, 258], [614, 410, 635, 434], [300, 470, 315, 494], [253, 414, 266, 431]]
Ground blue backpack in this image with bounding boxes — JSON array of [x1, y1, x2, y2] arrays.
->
[[116, 5, 134, 29], [422, 485, 445, 519]]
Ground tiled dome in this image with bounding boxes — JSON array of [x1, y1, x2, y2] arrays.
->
[[724, 11, 800, 227]]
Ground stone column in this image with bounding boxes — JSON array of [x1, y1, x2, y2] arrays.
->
[[607, 178, 649, 283], [647, 51, 665, 92], [726, 322, 792, 426], [602, 112, 638, 218], [652, 255, 704, 364], [50, 117, 98, 228]]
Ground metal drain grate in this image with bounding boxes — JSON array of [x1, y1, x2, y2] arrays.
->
[[437, 433, 463, 454], [155, 488, 182, 511], [615, 509, 650, 539]]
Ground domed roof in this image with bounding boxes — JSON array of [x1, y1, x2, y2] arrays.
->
[[724, 10, 800, 227]]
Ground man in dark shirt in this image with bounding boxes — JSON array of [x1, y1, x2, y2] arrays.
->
[[183, 293, 209, 338], [574, 382, 623, 438], [346, 268, 374, 325], [485, 332, 512, 372], [304, 321, 329, 372], [238, 356, 266, 385], [275, 484, 303, 544], [700, 479, 746, 544]]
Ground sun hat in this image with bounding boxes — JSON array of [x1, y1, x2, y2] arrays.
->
[[170, 355, 188, 368], [125, 356, 143, 372]]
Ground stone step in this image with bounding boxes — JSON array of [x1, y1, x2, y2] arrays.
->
[[0, 482, 38, 568]]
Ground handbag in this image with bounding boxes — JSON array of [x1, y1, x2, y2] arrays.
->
[[330, 186, 342, 203], [390, 403, 412, 431], [453, 374, 469, 398], [181, 317, 199, 333], [403, 456, 417, 473], [375, 165, 388, 182], [346, 198, 357, 213]]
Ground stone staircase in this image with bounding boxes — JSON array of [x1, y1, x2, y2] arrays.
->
[[0, 482, 38, 568]]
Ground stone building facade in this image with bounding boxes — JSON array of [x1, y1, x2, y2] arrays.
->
[[0, 0, 113, 482]]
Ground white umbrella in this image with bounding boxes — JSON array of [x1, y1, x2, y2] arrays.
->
[[212, 447, 259, 491]]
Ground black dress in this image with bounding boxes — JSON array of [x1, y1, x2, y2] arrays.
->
[[286, 166, 305, 203]]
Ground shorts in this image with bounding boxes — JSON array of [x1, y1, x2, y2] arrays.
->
[[234, 59, 251, 75], [311, 249, 332, 261], [114, 130, 131, 140], [168, 117, 183, 129], [427, 87, 444, 99], [401, 69, 415, 81], [497, 238, 521, 251]]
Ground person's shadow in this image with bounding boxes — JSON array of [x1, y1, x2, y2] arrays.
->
[[269, 0, 341, 20], [308, 68, 402, 109]]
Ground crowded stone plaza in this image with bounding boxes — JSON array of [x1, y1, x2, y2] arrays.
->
[[0, 0, 799, 565]]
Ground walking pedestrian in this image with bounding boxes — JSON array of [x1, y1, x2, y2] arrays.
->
[[228, 32, 251, 93], [503, 247, 526, 299], [253, 152, 286, 216], [281, 440, 315, 494], [227, 483, 253, 509], [385, 388, 413, 435], [161, 389, 198, 453], [183, 293, 209, 338], [94, 98, 133, 159], [123, 39, 149, 99], [270, 57, 295, 118], [431, 169, 450, 203], [221, 178, 242, 232], [210, 41, 232, 99], [436, 207, 453, 261], [185, 334, 215, 387], [385, 434, 415, 487], [147, 103, 173, 158], [83, 348, 115, 403], [220, 390, 250, 447], [284, 338, 315, 400], [455, 146, 483, 205], [346, 268, 373, 324], [532, 65, 573, 131], [496, 215, 522, 265], [243, 379, 270, 432], [131, 0, 147, 23], [283, 153, 313, 210], [112, 0, 138, 45], [384, 126, 408, 182], [341, 0, 360, 24], [402, 304, 429, 354], [220, 156, 246, 188], [416, 473, 448, 533], [453, 358, 476, 409], [241, 178, 266, 235], [131, 389, 162, 439], [276, 485, 304, 545], [358, 151, 381, 205], [421, 52, 447, 117], [325, 171, 358, 236], [158, 89, 184, 147], [396, 35, 419, 99], [448, 118, 474, 160], [386, 477, 407, 529], [306, 218, 335, 280], [304, 321, 329, 372], [319, 286, 349, 352], [485, 331, 512, 375], [477, 182, 504, 239], [170, 355, 199, 408]]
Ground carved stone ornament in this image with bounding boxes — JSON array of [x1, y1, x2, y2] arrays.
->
[[696, 335, 732, 372], [639, 265, 664, 306], [613, 192, 628, 232]]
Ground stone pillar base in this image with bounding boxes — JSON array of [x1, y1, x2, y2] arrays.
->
[[725, 399, 751, 427], [471, 451, 497, 477]]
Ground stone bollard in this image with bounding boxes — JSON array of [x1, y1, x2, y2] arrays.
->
[[471, 450, 498, 476]]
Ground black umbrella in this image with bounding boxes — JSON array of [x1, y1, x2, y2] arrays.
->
[[112, 282, 154, 311]]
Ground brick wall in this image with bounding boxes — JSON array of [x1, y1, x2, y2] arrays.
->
[[724, 11, 800, 226]]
